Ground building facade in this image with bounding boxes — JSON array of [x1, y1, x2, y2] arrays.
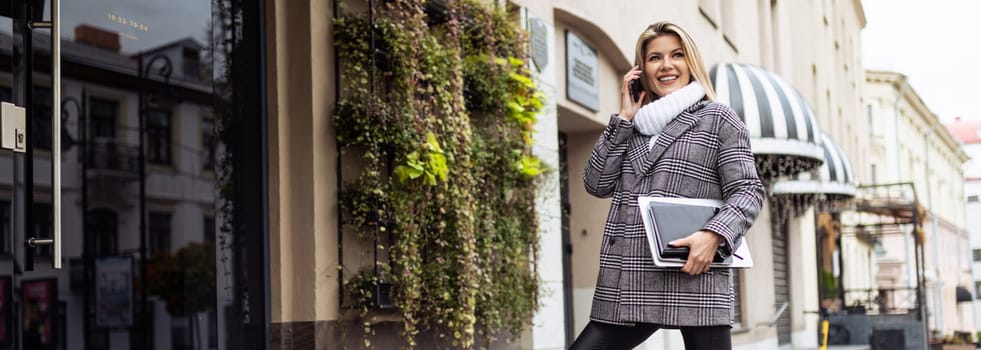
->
[[946, 117, 981, 334], [864, 71, 971, 338]]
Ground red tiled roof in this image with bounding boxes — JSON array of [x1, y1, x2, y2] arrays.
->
[[945, 117, 981, 144]]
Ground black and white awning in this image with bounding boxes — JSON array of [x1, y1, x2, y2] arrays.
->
[[771, 133, 856, 197], [709, 63, 824, 177]]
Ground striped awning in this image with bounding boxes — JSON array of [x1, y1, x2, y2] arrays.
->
[[771, 133, 856, 197], [709, 63, 824, 177]]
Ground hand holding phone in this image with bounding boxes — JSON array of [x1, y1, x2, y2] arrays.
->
[[630, 79, 643, 103], [620, 66, 645, 120]]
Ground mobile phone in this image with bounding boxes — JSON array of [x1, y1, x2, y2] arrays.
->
[[630, 79, 643, 103]]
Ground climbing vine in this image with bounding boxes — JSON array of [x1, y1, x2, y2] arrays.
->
[[334, 0, 544, 348]]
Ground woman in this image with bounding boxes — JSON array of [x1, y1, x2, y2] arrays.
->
[[573, 22, 765, 349]]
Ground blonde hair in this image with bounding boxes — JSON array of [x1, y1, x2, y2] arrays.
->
[[633, 21, 716, 102]]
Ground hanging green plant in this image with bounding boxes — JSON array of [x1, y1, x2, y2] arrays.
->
[[515, 153, 544, 179], [334, 0, 545, 348], [394, 132, 449, 185]]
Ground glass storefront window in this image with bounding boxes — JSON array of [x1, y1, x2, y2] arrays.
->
[[0, 1, 269, 349]]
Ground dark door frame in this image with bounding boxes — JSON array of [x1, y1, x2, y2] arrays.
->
[[559, 132, 574, 346], [226, 0, 270, 348]]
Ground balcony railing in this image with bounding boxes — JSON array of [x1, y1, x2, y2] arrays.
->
[[841, 287, 921, 315], [87, 138, 140, 174]]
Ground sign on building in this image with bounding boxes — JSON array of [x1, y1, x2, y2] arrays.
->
[[530, 18, 548, 72], [566, 31, 599, 111], [95, 256, 133, 328]]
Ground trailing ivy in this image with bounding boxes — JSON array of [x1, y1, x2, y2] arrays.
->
[[334, 0, 544, 348]]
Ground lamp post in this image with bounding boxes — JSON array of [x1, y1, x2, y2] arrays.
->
[[138, 52, 173, 349]]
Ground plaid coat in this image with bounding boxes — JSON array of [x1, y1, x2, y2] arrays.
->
[[583, 101, 765, 327]]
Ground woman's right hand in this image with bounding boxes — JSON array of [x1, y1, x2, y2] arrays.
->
[[619, 65, 645, 121]]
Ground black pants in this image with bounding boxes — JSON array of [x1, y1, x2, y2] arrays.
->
[[569, 321, 732, 350]]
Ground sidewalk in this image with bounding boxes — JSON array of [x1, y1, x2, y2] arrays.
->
[[793, 346, 870, 350]]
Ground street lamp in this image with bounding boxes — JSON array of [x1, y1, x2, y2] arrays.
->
[[137, 52, 174, 349]]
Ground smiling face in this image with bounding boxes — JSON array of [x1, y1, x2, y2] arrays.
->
[[643, 34, 691, 98]]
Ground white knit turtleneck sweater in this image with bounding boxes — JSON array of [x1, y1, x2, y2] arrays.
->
[[631, 81, 705, 149]]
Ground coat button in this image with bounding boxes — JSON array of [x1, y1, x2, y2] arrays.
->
[[609, 237, 616, 246]]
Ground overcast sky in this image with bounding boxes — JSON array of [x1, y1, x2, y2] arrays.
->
[[59, 0, 210, 53], [861, 0, 981, 122]]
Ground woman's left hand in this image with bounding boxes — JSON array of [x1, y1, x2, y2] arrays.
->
[[669, 231, 724, 275]]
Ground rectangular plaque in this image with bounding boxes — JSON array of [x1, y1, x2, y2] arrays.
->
[[95, 256, 133, 328], [530, 18, 548, 72], [565, 31, 599, 111]]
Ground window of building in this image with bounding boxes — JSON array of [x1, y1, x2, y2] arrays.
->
[[969, 195, 979, 203], [974, 249, 981, 262], [87, 209, 119, 256], [202, 117, 215, 171], [89, 97, 118, 139], [32, 86, 52, 150], [149, 212, 172, 256], [147, 109, 172, 165], [183, 46, 201, 79], [204, 215, 215, 244], [976, 281, 981, 300]]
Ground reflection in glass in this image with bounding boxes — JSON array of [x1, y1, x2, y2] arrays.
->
[[31, 87, 52, 150], [88, 97, 117, 140], [86, 209, 118, 257], [0, 0, 247, 349], [146, 109, 172, 165]]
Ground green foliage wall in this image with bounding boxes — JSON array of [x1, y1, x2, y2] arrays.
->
[[333, 0, 545, 347]]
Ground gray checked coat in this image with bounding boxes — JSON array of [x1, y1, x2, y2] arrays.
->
[[583, 100, 765, 327]]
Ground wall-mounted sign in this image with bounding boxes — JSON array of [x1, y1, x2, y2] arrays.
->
[[566, 31, 599, 111], [95, 256, 133, 328], [22, 278, 57, 349], [530, 18, 548, 72]]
